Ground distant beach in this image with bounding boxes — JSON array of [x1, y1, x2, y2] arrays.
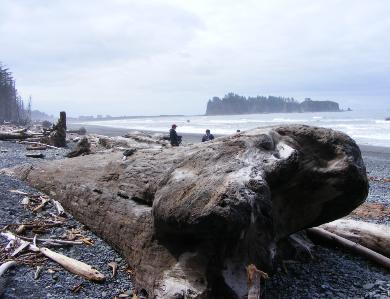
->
[[67, 123, 209, 145], [68, 122, 390, 154], [70, 110, 390, 148]]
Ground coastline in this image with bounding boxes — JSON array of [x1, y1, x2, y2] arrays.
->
[[68, 122, 390, 153], [68, 123, 208, 144]]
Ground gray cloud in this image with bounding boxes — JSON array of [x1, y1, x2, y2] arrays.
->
[[1, 0, 389, 116]]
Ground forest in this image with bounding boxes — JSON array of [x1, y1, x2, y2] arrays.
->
[[0, 63, 30, 124], [206, 93, 341, 115]]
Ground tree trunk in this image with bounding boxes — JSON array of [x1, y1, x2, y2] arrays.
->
[[5, 125, 369, 298], [47, 111, 67, 147]]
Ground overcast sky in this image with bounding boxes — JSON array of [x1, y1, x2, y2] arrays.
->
[[1, 0, 389, 116]]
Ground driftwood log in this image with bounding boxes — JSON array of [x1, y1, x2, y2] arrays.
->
[[5, 125, 368, 298], [46, 111, 67, 147], [0, 132, 34, 140], [319, 219, 390, 258], [307, 228, 390, 270]]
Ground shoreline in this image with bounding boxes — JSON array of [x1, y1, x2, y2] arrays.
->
[[68, 123, 390, 153]]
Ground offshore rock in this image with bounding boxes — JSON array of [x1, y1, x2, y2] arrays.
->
[[6, 125, 368, 298]]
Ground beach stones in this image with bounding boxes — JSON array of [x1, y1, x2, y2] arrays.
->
[[8, 125, 368, 298]]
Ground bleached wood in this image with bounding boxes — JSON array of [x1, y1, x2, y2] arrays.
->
[[307, 227, 390, 270], [320, 219, 390, 258]]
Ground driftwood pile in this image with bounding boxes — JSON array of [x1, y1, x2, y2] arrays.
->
[[0, 188, 108, 297], [0, 111, 69, 148]]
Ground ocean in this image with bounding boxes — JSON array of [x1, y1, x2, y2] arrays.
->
[[78, 110, 390, 148]]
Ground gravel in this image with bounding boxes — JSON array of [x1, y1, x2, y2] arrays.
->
[[363, 150, 390, 208], [264, 245, 389, 298], [0, 140, 134, 298], [0, 139, 389, 298]]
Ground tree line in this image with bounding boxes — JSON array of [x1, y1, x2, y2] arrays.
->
[[0, 63, 30, 124], [206, 93, 340, 115]]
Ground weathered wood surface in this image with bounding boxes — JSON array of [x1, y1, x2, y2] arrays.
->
[[5, 125, 369, 298], [320, 219, 390, 258], [307, 227, 390, 270], [0, 132, 34, 140]]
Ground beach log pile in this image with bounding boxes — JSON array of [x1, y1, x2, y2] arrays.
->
[[0, 111, 68, 149], [47, 111, 67, 147], [6, 125, 369, 298]]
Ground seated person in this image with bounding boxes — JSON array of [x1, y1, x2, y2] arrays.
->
[[169, 124, 182, 146], [202, 129, 215, 142]]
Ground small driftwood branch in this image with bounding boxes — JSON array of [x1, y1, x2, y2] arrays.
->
[[32, 197, 50, 212], [34, 266, 43, 280], [33, 247, 105, 281], [52, 199, 65, 216], [307, 227, 390, 270], [18, 141, 60, 149], [9, 190, 29, 195], [0, 261, 17, 277], [108, 261, 118, 278], [11, 240, 30, 257], [17, 235, 83, 246]]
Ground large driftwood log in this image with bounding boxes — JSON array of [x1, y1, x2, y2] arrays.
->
[[5, 125, 368, 298], [320, 219, 390, 258]]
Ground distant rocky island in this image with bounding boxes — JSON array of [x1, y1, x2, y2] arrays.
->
[[206, 93, 341, 115]]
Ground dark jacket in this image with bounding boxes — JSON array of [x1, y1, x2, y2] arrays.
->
[[202, 133, 214, 142], [170, 128, 179, 146]]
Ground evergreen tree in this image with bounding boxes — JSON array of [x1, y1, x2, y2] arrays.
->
[[0, 63, 29, 123]]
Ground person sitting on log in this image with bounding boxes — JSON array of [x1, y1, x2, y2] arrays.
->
[[202, 129, 215, 142], [169, 124, 181, 146]]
